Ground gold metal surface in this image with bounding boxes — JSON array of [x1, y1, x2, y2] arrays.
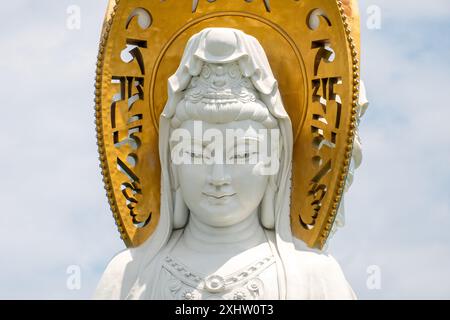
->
[[95, 0, 361, 249]]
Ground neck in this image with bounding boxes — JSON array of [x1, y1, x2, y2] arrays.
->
[[182, 210, 266, 254]]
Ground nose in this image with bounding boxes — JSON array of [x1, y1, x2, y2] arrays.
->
[[207, 162, 231, 187]]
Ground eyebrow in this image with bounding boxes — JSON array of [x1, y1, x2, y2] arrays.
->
[[190, 138, 209, 147], [235, 137, 260, 143]]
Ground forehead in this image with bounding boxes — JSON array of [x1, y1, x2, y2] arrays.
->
[[179, 120, 266, 135]]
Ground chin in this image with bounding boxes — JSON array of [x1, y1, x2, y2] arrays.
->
[[199, 200, 237, 213], [195, 208, 244, 227], [204, 217, 244, 228], [202, 210, 237, 225]]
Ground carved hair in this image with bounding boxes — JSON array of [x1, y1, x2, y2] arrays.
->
[[171, 99, 278, 129], [170, 62, 278, 129]]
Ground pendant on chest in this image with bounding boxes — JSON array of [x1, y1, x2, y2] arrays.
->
[[161, 255, 276, 300]]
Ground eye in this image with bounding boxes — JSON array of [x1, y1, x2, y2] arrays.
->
[[234, 152, 250, 159], [233, 152, 254, 160], [185, 151, 203, 159]]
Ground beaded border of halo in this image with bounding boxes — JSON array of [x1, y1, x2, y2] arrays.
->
[[319, 0, 360, 248], [94, 0, 360, 249], [94, 0, 126, 241]]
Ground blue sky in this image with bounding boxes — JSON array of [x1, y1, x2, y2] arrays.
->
[[0, 0, 449, 299]]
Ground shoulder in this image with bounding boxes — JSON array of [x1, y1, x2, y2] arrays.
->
[[93, 249, 137, 300], [286, 248, 356, 299], [93, 231, 184, 300]]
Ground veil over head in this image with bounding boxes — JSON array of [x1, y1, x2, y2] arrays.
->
[[163, 28, 289, 120]]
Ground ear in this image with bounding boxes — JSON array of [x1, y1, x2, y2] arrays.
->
[[170, 151, 189, 229], [173, 187, 189, 229], [261, 175, 276, 229]]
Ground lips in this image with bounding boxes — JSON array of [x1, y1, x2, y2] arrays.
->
[[202, 192, 236, 199]]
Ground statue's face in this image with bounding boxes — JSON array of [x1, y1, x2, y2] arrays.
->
[[171, 119, 279, 227]]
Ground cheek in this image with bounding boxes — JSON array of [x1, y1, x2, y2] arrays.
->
[[231, 165, 269, 201], [177, 165, 206, 192]]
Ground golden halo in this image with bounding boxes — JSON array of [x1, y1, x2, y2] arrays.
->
[[95, 0, 360, 249]]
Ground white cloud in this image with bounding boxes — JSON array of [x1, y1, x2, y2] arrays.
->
[[0, 0, 122, 299], [359, 0, 450, 21], [330, 0, 450, 299]]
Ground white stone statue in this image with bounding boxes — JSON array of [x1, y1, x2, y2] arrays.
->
[[94, 28, 367, 300]]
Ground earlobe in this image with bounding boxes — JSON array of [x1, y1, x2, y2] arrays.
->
[[261, 178, 276, 229], [173, 187, 189, 229]]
